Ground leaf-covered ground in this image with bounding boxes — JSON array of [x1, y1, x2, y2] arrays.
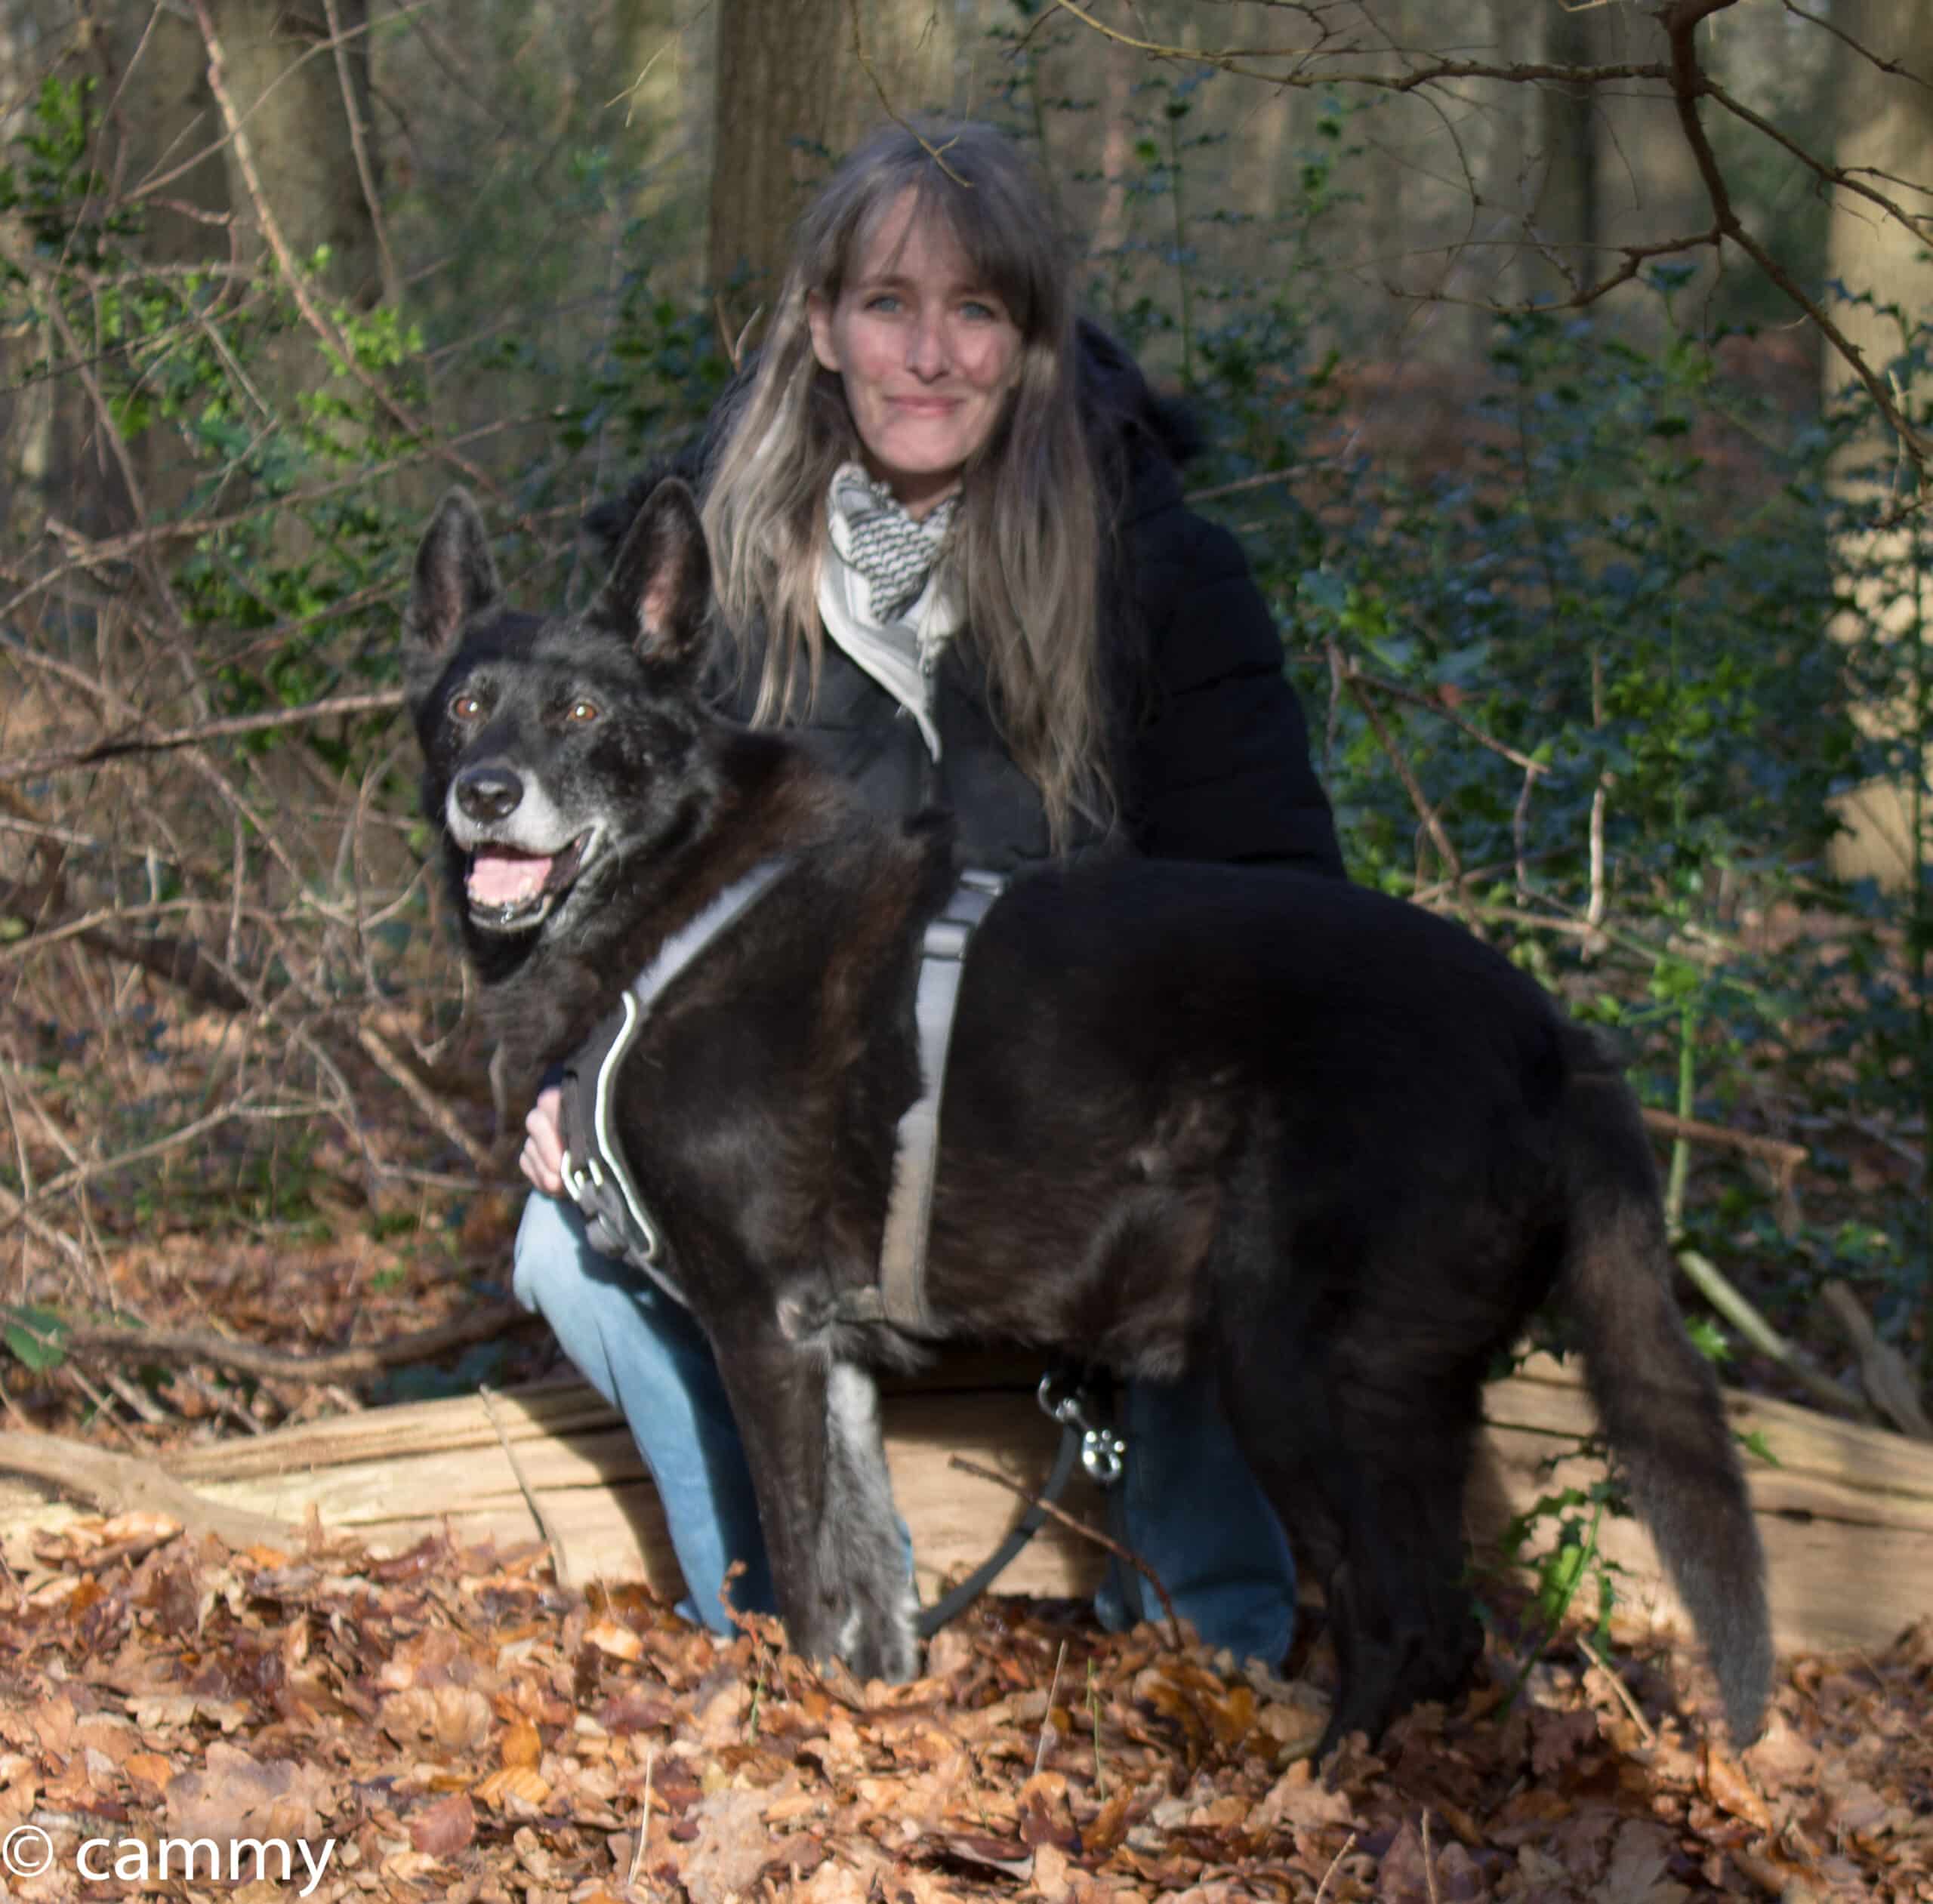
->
[[0, 1514, 1927, 1902]]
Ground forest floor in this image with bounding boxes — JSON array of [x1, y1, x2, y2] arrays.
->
[[0, 1209, 1929, 1902]]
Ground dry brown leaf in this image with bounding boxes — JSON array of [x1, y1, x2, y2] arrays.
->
[[165, 1742, 334, 1846], [409, 1789, 479, 1858], [925, 1627, 975, 1678], [800, 1859, 876, 1904], [1253, 1759, 1356, 1832], [93, 1511, 183, 1560], [1254, 1697, 1328, 1759], [1700, 1739, 1775, 1835], [127, 1692, 251, 1733], [381, 1847, 445, 1884], [583, 1618, 645, 1661], [1529, 1704, 1602, 1777], [677, 1785, 776, 1904], [1032, 1841, 1075, 1901], [378, 1684, 494, 1752], [125, 1751, 174, 1789], [501, 1717, 542, 1769], [29, 1695, 75, 1755], [1598, 1818, 1692, 1904], [1019, 1768, 1080, 1850], [476, 1764, 552, 1810]]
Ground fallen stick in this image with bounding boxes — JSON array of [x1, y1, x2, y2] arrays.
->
[[0, 1430, 294, 1549], [45, 1305, 534, 1384], [1821, 1280, 1933, 1441], [1639, 1107, 1807, 1181]]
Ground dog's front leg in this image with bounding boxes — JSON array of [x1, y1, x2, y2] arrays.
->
[[711, 1332, 915, 1682], [819, 1359, 918, 1681]]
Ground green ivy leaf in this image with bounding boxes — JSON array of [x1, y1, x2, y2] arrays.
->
[[2, 1306, 69, 1372]]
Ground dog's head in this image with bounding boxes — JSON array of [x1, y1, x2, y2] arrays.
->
[[405, 481, 718, 947]]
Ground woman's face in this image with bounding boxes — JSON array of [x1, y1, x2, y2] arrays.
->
[[807, 192, 1022, 519]]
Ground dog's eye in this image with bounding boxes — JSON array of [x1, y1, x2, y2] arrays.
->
[[449, 690, 484, 722], [566, 699, 600, 724]]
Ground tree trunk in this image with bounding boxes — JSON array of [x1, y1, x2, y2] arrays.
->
[[1820, 0, 1933, 888], [208, 0, 384, 308], [706, 0, 961, 313], [1532, 0, 1601, 302]]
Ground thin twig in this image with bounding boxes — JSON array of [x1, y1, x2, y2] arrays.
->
[[1576, 1633, 1657, 1747], [356, 1023, 494, 1175], [480, 1383, 572, 1590], [1638, 1108, 1807, 1181], [1336, 656, 1472, 917], [39, 1306, 531, 1384], [0, 689, 405, 783], [946, 1453, 1183, 1647], [1312, 1831, 1359, 1904], [1034, 1639, 1068, 1777], [627, 1747, 655, 1897]]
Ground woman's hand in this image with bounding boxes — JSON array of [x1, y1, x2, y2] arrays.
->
[[521, 1085, 566, 1195]]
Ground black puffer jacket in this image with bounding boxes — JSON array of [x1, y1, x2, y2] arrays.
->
[[588, 328, 1343, 880]]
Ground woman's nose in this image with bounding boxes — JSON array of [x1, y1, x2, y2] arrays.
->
[[907, 309, 949, 379]]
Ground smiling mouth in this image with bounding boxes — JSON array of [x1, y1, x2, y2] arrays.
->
[[463, 830, 597, 932]]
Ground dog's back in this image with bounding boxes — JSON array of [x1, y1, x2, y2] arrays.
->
[[911, 858, 1767, 1750]]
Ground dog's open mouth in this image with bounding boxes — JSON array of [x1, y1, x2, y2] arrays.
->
[[464, 831, 596, 931]]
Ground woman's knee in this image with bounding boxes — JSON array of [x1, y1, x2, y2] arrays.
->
[[511, 1191, 597, 1316]]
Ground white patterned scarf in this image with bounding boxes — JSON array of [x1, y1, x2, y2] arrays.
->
[[819, 464, 963, 759]]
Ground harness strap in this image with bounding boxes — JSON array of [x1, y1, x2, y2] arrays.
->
[[558, 856, 794, 1299], [873, 867, 1007, 1335]]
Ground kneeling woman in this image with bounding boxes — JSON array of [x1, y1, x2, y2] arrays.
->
[[513, 118, 1343, 1663]]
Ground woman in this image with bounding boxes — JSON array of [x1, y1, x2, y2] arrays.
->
[[514, 119, 1344, 1665]]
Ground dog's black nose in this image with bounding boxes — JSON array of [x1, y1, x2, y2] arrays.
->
[[455, 765, 524, 822]]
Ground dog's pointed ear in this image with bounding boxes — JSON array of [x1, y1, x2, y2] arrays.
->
[[594, 479, 711, 670], [408, 488, 502, 652]]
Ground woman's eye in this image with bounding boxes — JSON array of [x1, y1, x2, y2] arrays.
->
[[566, 699, 600, 723], [450, 691, 483, 722], [865, 292, 901, 314], [960, 299, 1000, 322]]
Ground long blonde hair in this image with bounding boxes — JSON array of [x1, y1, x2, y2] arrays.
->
[[701, 121, 1111, 847]]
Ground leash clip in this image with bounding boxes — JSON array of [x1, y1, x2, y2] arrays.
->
[[1037, 1371, 1127, 1490]]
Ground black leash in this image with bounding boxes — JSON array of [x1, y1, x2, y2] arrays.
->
[[914, 1367, 1130, 1638]]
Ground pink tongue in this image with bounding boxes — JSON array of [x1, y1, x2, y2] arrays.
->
[[468, 851, 553, 907]]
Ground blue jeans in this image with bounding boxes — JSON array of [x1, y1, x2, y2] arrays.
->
[[513, 1191, 1296, 1663]]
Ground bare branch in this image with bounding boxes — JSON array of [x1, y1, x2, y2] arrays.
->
[[1658, 0, 1930, 479], [0, 689, 406, 784]]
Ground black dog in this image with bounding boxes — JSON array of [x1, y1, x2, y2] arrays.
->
[[405, 480, 1771, 1756]]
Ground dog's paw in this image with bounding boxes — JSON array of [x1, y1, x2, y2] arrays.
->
[[837, 1589, 919, 1684]]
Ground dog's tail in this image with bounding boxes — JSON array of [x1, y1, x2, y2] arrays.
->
[[1556, 1046, 1772, 1744]]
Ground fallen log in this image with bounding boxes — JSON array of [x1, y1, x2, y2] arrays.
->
[[2, 1354, 1928, 1659]]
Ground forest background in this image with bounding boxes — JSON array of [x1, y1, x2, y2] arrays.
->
[[0, 0, 1931, 1456]]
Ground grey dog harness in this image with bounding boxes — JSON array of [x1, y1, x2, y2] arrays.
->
[[854, 866, 1006, 1333], [558, 857, 794, 1297], [560, 862, 1007, 1331]]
